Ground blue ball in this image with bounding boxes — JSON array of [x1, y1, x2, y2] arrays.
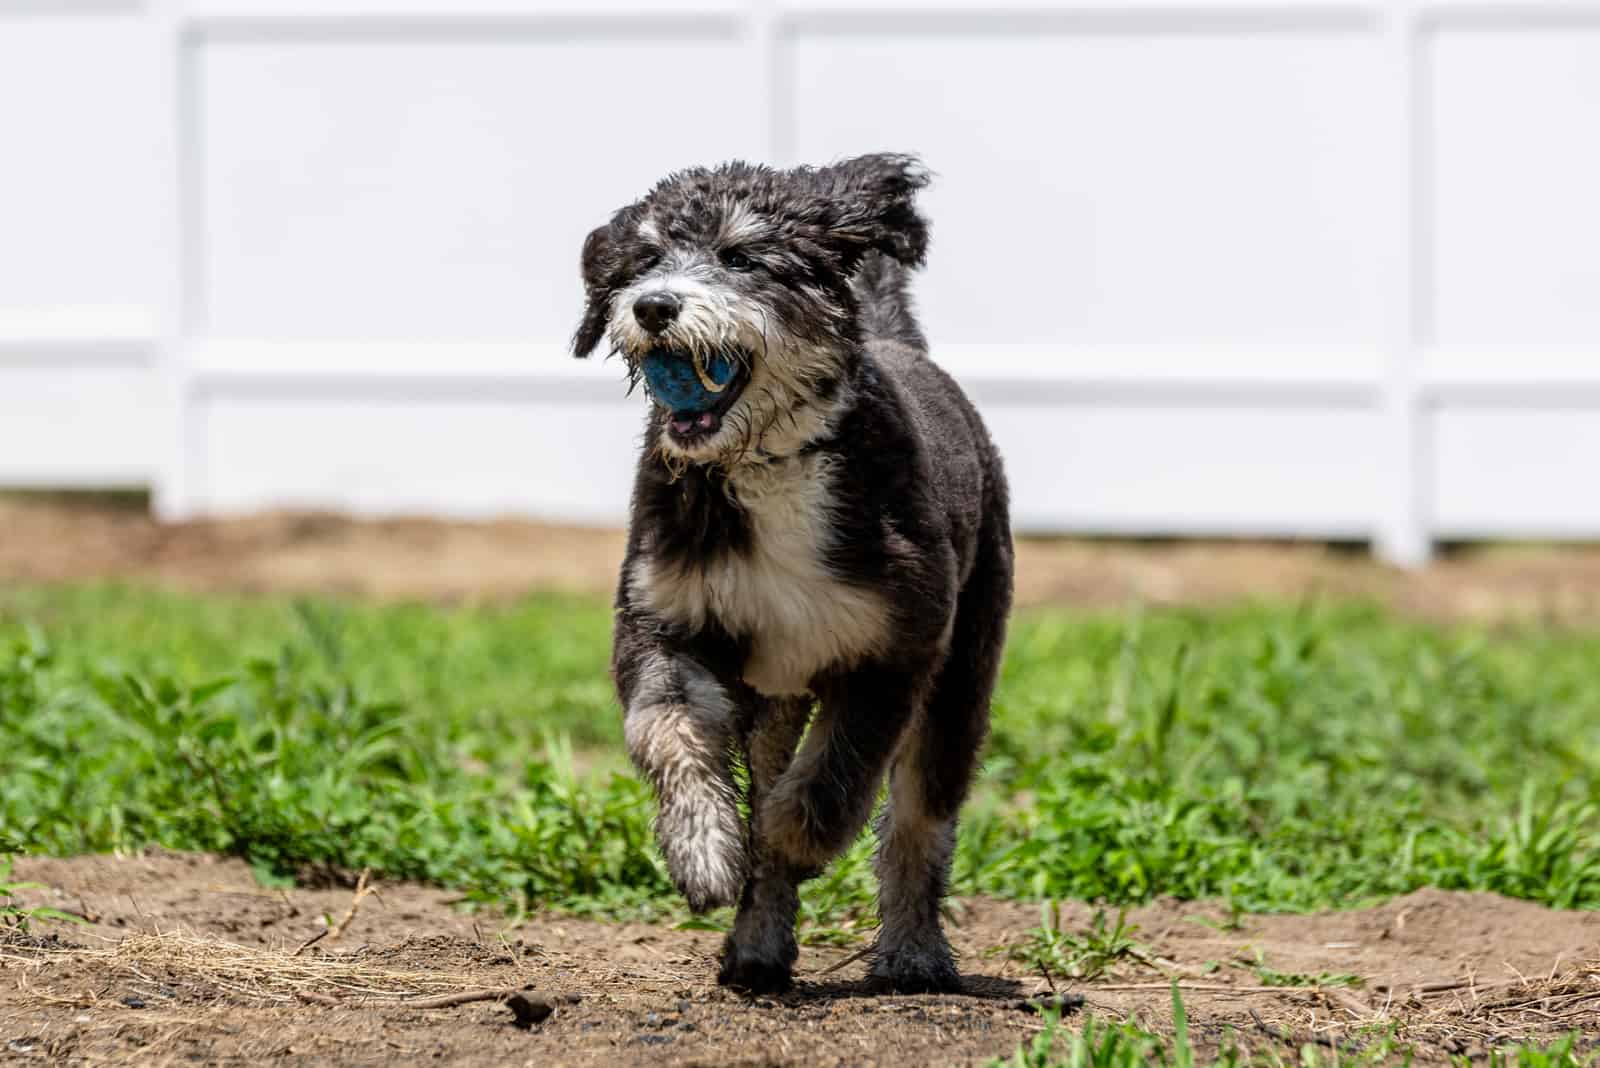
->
[[640, 348, 739, 413]]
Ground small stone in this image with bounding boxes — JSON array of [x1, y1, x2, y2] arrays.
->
[[504, 993, 553, 1030]]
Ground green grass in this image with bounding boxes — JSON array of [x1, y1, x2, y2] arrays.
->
[[3, 583, 1600, 927], [991, 987, 1597, 1068], [992, 904, 1153, 982], [0, 854, 83, 933], [1236, 950, 1361, 990]]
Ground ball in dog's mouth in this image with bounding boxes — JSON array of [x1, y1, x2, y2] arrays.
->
[[640, 346, 749, 443]]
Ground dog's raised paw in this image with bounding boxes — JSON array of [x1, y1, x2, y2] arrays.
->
[[678, 876, 740, 915], [661, 830, 745, 914]]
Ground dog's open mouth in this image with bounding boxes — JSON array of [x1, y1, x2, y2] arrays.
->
[[639, 346, 750, 444]]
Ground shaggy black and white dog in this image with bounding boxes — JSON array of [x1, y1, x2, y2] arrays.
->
[[571, 153, 1013, 995]]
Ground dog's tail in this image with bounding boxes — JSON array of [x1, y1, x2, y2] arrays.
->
[[853, 251, 928, 353]]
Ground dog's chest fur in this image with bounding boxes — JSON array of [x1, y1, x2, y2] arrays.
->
[[633, 455, 890, 697]]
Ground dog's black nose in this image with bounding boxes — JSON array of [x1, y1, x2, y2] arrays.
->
[[633, 292, 680, 335]]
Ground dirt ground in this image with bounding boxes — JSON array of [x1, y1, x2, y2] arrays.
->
[[3, 853, 1599, 1066], [6, 493, 1600, 625]]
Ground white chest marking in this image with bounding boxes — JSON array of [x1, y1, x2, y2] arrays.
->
[[633, 457, 891, 697]]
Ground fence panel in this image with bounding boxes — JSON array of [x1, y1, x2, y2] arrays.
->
[[4, 1, 1599, 564]]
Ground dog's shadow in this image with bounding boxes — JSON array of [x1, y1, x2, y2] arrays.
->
[[773, 973, 1025, 1005]]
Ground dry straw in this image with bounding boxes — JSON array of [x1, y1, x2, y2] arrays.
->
[[4, 929, 551, 1013]]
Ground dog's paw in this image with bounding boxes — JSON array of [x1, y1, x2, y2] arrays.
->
[[718, 949, 794, 995], [677, 876, 740, 915], [868, 944, 962, 995], [660, 822, 746, 913]]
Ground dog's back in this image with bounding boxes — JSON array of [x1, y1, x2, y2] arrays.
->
[[855, 250, 1006, 591]]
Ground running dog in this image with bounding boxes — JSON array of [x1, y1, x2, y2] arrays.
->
[[571, 153, 1013, 994]]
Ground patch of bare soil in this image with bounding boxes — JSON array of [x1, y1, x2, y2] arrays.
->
[[0, 498, 624, 603], [3, 853, 1599, 1066], [6, 495, 1600, 624]]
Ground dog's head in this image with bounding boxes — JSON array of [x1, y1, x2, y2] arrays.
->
[[572, 154, 930, 467]]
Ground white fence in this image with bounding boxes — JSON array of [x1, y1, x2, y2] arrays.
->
[[4, 1, 1600, 565]]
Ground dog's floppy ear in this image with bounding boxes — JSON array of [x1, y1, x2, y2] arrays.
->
[[822, 153, 932, 270], [572, 223, 615, 359]]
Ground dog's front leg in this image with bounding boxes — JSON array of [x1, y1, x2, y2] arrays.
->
[[718, 696, 812, 993], [758, 666, 920, 874], [619, 647, 745, 913]]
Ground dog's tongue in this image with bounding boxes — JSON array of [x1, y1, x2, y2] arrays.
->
[[670, 411, 720, 436]]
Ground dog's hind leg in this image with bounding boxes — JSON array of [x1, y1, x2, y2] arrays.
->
[[719, 695, 811, 993], [871, 518, 1013, 993], [759, 666, 922, 874], [620, 650, 746, 913], [869, 754, 961, 992]]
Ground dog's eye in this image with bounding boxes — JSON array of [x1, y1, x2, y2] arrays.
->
[[719, 248, 754, 272]]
